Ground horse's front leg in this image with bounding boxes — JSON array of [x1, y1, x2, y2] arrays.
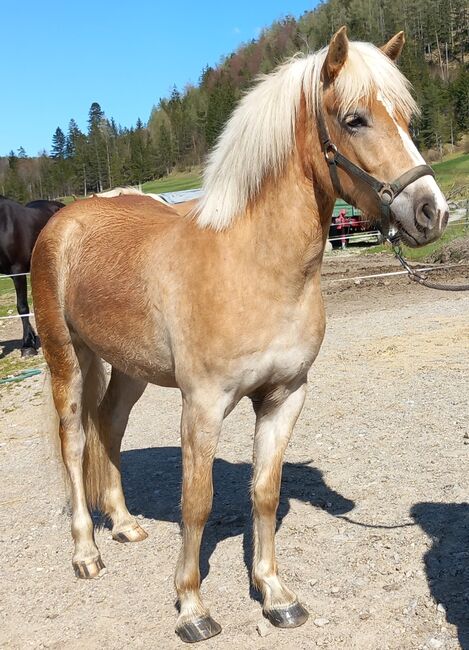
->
[[251, 381, 309, 628], [12, 274, 39, 356], [175, 393, 224, 643]]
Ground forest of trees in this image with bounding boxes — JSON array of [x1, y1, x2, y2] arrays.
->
[[1, 0, 468, 202]]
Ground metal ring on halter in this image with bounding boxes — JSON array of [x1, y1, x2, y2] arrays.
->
[[378, 186, 395, 205], [324, 143, 338, 163]]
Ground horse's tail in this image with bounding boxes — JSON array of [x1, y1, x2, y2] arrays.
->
[[81, 355, 108, 511], [43, 354, 109, 511]]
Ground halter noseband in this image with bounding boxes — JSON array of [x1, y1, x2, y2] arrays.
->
[[316, 88, 435, 238]]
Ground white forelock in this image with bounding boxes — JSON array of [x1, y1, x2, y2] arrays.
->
[[196, 41, 418, 230]]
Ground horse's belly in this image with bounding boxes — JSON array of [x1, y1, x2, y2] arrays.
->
[[238, 342, 320, 392], [68, 296, 177, 386]]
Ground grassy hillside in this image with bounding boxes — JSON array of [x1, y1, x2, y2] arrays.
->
[[139, 153, 469, 197], [58, 153, 468, 202], [433, 154, 469, 194], [142, 171, 202, 194]]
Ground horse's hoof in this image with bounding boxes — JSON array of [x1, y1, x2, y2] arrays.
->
[[72, 556, 106, 579], [264, 601, 309, 628], [21, 347, 37, 358], [176, 616, 222, 643], [112, 523, 148, 543]]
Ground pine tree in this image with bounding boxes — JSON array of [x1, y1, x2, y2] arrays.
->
[[205, 77, 236, 149], [450, 67, 469, 133], [88, 102, 105, 134], [66, 119, 81, 157], [156, 122, 173, 176], [51, 127, 66, 159], [87, 102, 107, 191], [4, 151, 27, 202]]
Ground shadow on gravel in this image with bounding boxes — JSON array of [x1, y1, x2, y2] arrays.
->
[[411, 502, 469, 650], [0, 337, 22, 358], [121, 447, 354, 598]]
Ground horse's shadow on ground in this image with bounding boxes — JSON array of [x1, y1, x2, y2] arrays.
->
[[0, 337, 22, 358], [121, 446, 354, 599], [412, 503, 469, 650]]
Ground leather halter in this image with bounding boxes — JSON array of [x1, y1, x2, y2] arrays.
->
[[316, 86, 435, 237]]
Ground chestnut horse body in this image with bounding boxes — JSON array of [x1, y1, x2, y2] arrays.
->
[[31, 29, 448, 642]]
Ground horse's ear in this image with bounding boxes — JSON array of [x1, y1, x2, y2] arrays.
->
[[322, 26, 349, 83], [380, 31, 405, 61]]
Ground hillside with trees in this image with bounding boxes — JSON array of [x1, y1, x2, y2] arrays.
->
[[1, 0, 467, 201]]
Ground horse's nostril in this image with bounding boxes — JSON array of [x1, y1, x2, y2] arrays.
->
[[422, 203, 433, 221], [415, 201, 436, 229], [442, 210, 449, 227]]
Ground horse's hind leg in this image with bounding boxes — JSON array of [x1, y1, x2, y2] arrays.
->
[[97, 367, 147, 542], [174, 393, 224, 643], [12, 274, 39, 356], [47, 338, 104, 578], [251, 382, 309, 628]]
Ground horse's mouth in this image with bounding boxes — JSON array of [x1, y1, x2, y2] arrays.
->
[[391, 214, 425, 248]]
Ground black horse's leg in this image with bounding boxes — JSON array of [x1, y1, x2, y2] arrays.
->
[[12, 274, 39, 356]]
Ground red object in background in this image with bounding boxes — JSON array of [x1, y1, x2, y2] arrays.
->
[[334, 209, 358, 246]]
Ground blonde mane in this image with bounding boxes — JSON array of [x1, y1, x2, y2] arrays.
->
[[196, 41, 418, 231]]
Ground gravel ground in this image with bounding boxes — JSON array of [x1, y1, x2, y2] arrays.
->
[[0, 253, 468, 650]]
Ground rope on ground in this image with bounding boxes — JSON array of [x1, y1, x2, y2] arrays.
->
[[0, 368, 42, 385], [326, 263, 469, 284]]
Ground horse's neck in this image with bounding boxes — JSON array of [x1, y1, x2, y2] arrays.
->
[[231, 155, 334, 286]]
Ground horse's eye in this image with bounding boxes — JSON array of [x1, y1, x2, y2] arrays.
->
[[344, 114, 367, 130]]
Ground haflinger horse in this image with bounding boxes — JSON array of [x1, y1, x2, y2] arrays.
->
[[0, 197, 64, 356], [31, 28, 448, 643]]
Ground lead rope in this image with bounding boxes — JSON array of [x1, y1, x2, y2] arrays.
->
[[390, 241, 469, 291]]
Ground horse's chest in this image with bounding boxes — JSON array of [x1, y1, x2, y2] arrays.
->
[[233, 312, 325, 392]]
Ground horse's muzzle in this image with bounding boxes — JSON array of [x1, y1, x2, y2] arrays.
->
[[392, 189, 449, 248]]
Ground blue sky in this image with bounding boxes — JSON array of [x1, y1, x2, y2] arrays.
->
[[2, 1, 318, 156]]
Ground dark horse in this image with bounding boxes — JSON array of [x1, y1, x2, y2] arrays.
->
[[0, 196, 64, 356]]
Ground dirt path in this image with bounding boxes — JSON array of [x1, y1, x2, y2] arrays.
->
[[1, 254, 468, 649]]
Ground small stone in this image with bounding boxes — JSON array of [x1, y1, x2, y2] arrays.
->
[[428, 638, 443, 649], [354, 279, 362, 285], [256, 620, 272, 638], [464, 432, 469, 439], [437, 603, 446, 614], [309, 578, 318, 587], [313, 618, 330, 627], [331, 586, 340, 594]]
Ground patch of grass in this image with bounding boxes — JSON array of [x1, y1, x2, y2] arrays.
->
[[433, 154, 469, 194], [142, 171, 202, 194], [0, 278, 32, 315], [0, 353, 43, 381], [364, 224, 468, 261], [0, 281, 15, 297]]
